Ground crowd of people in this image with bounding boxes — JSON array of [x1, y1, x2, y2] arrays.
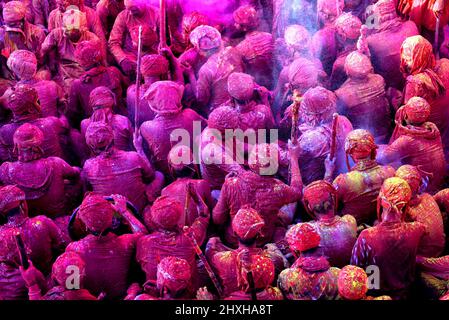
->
[[0, 0, 449, 300]]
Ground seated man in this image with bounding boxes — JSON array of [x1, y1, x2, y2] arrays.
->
[[377, 97, 446, 192], [0, 84, 69, 163], [395, 165, 445, 258], [0, 123, 81, 217], [351, 177, 426, 300], [0, 185, 67, 283], [331, 129, 396, 224], [303, 180, 357, 268], [66, 193, 148, 299], [82, 122, 163, 213], [213, 142, 302, 246], [278, 223, 340, 300]]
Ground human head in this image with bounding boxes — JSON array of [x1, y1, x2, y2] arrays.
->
[[62, 8, 87, 42], [157, 256, 191, 297], [400, 97, 431, 126], [374, 0, 398, 24], [124, 0, 146, 17], [207, 105, 240, 133], [74, 40, 104, 69], [345, 129, 377, 162], [335, 13, 362, 43], [13, 123, 45, 162], [0, 185, 27, 219], [52, 252, 86, 287], [344, 51, 373, 79], [317, 0, 343, 26], [395, 165, 422, 196], [303, 180, 337, 218], [233, 5, 259, 32], [284, 25, 311, 56], [167, 145, 197, 178], [140, 54, 169, 79], [2, 1, 26, 30], [143, 81, 184, 116], [288, 58, 320, 93], [248, 143, 280, 176], [149, 196, 183, 231], [300, 86, 337, 125], [7, 50, 37, 81], [89, 86, 115, 111], [338, 265, 368, 300], [400, 35, 435, 75], [232, 206, 265, 243], [85, 122, 114, 155], [190, 25, 222, 58], [8, 84, 41, 119], [377, 177, 412, 222], [78, 193, 114, 235], [182, 11, 209, 43], [285, 223, 321, 255], [227, 72, 255, 102]]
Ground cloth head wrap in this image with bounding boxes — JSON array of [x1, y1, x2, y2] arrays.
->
[[52, 252, 86, 286], [89, 86, 115, 111], [232, 206, 265, 241], [395, 165, 422, 194], [377, 177, 412, 221], [167, 145, 193, 171], [149, 196, 183, 231], [284, 25, 311, 52], [335, 13, 362, 40], [74, 40, 104, 68], [300, 86, 336, 124], [7, 50, 37, 80], [140, 54, 169, 77], [344, 129, 377, 158], [208, 105, 239, 132], [3, 1, 26, 23], [182, 11, 209, 36], [85, 122, 114, 152], [285, 223, 321, 252], [288, 58, 319, 91], [233, 5, 259, 30], [143, 81, 184, 115], [344, 51, 373, 79], [78, 193, 114, 234], [303, 180, 337, 217], [227, 72, 255, 101], [0, 185, 25, 216], [189, 25, 222, 51], [248, 143, 279, 176], [338, 265, 368, 300], [157, 256, 191, 294], [402, 96, 431, 125], [8, 84, 41, 116], [400, 35, 435, 75]]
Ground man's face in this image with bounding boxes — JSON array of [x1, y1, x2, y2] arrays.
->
[[126, 1, 144, 16], [65, 27, 82, 42]]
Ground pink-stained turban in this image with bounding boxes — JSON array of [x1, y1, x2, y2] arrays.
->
[[140, 54, 169, 77], [78, 193, 114, 234], [189, 25, 222, 51], [338, 265, 368, 300], [285, 223, 321, 252], [143, 81, 184, 115], [7, 50, 37, 80], [227, 72, 255, 101], [149, 196, 183, 231], [232, 206, 265, 241]]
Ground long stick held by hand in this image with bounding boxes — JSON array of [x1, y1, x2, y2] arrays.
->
[[134, 25, 143, 130], [159, 0, 167, 48], [329, 113, 339, 160], [435, 17, 440, 59], [15, 233, 29, 269]]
